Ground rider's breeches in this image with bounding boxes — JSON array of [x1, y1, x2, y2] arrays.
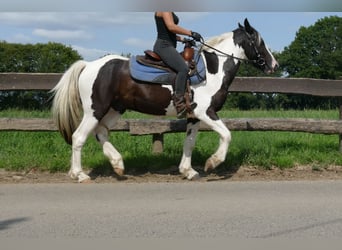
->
[[153, 39, 189, 95]]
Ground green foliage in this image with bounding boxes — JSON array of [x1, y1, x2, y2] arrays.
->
[[1, 109, 342, 172], [273, 16, 342, 110], [225, 51, 283, 110], [0, 41, 82, 110], [0, 41, 82, 73], [237, 51, 283, 77], [280, 16, 342, 79], [0, 91, 50, 110], [228, 16, 342, 110]]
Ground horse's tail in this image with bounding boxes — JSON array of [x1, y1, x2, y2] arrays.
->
[[51, 60, 87, 145]]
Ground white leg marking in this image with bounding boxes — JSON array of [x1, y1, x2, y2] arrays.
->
[[69, 115, 98, 182], [94, 109, 125, 176], [179, 121, 200, 180], [203, 119, 231, 172]]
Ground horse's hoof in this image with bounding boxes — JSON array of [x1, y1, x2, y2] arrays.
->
[[77, 172, 91, 183], [204, 163, 214, 173], [190, 172, 200, 181], [69, 170, 91, 183], [185, 170, 200, 181], [114, 168, 124, 176], [204, 157, 218, 172], [80, 178, 93, 184]]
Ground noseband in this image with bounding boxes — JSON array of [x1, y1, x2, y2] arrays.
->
[[244, 31, 266, 68]]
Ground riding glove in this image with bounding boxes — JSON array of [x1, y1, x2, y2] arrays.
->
[[191, 31, 203, 41]]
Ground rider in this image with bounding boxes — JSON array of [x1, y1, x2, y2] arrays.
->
[[153, 12, 202, 118]]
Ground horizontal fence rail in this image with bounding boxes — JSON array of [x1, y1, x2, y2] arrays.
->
[[1, 73, 342, 96], [1, 73, 342, 153], [0, 73, 61, 90], [1, 118, 342, 135]]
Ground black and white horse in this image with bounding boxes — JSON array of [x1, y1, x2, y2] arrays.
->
[[51, 19, 278, 182]]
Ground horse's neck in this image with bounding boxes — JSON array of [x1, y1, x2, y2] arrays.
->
[[210, 35, 244, 90], [203, 33, 246, 89], [218, 36, 247, 61]]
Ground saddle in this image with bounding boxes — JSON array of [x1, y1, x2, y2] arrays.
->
[[129, 40, 206, 86], [132, 41, 200, 117], [136, 41, 196, 75]]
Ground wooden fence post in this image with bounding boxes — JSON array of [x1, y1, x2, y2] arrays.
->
[[152, 133, 164, 154], [339, 99, 342, 153]]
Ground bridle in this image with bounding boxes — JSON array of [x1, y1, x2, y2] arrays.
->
[[197, 31, 266, 68]]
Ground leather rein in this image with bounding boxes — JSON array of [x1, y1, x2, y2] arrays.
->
[[196, 33, 266, 68]]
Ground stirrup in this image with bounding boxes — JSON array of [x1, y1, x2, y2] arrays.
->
[[176, 102, 197, 119], [177, 108, 187, 119]]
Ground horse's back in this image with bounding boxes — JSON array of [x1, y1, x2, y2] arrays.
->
[[79, 54, 128, 88], [84, 55, 128, 71]]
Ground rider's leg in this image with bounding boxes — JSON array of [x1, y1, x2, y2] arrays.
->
[[153, 42, 191, 118]]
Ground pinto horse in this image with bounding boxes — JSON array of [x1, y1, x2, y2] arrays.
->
[[51, 18, 278, 182]]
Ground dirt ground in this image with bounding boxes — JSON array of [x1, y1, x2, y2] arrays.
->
[[1, 165, 342, 184]]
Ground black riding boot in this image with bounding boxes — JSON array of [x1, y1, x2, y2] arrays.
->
[[173, 93, 187, 119]]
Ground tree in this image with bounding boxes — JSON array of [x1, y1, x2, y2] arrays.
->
[[0, 42, 82, 110], [280, 16, 342, 80], [274, 16, 342, 110], [225, 51, 282, 110], [0, 41, 82, 73]]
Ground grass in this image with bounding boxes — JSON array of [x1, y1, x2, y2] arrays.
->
[[1, 108, 342, 173]]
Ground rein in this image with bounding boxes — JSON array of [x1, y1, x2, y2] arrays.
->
[[197, 37, 266, 67]]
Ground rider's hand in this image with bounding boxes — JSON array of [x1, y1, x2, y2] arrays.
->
[[190, 31, 203, 42], [176, 36, 184, 42]]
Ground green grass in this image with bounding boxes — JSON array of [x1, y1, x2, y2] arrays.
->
[[1, 109, 342, 173]]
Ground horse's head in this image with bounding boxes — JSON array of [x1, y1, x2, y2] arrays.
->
[[236, 18, 279, 74]]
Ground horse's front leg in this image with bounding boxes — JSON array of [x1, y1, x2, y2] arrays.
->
[[203, 118, 231, 172], [178, 118, 201, 180]]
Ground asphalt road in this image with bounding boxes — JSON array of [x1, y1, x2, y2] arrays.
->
[[1, 181, 342, 238]]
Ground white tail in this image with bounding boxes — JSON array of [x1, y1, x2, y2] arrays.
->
[[51, 60, 87, 144]]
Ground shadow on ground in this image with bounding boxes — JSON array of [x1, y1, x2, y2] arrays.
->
[[87, 151, 243, 182]]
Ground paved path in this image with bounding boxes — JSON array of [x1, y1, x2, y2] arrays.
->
[[1, 181, 342, 238]]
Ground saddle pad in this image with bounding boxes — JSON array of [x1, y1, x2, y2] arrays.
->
[[129, 51, 206, 85]]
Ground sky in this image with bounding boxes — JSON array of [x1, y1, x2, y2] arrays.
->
[[0, 1, 341, 61]]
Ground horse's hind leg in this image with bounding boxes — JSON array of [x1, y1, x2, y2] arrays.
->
[[179, 118, 201, 180], [94, 109, 125, 176], [70, 114, 99, 183]]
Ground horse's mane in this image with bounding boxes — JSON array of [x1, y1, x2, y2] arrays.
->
[[201, 32, 233, 52]]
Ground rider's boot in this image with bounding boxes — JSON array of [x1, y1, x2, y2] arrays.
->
[[173, 94, 187, 119], [173, 93, 197, 119]]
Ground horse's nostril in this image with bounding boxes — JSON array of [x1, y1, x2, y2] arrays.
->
[[274, 61, 279, 70]]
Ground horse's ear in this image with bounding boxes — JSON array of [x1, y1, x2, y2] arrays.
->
[[244, 18, 253, 33], [238, 22, 244, 29]]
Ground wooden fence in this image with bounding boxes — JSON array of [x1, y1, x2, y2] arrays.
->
[[1, 73, 342, 153]]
